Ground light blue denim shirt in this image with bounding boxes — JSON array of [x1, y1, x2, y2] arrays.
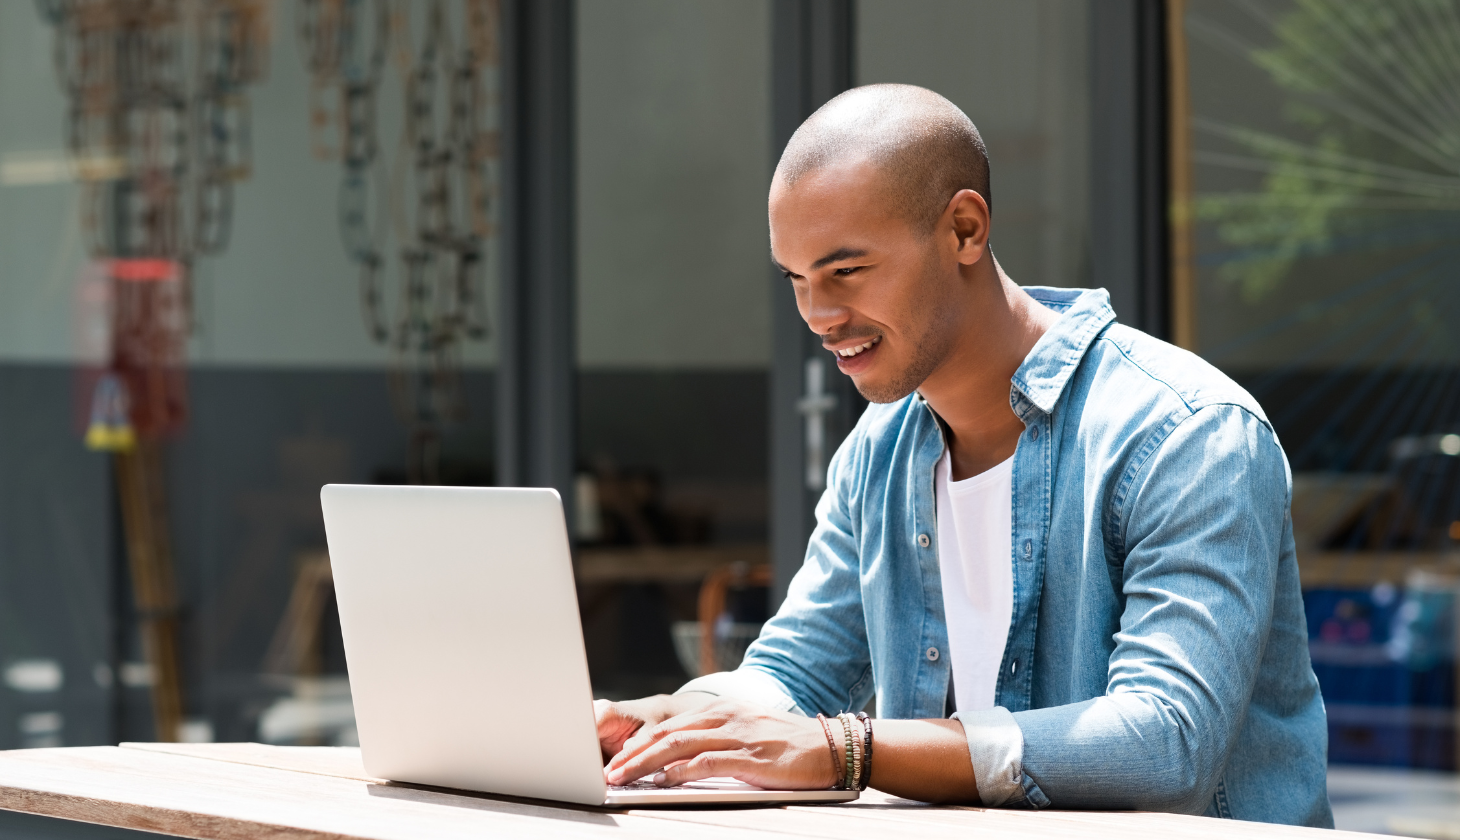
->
[[681, 287, 1332, 827]]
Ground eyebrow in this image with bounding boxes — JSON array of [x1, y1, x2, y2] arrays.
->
[[771, 247, 871, 274]]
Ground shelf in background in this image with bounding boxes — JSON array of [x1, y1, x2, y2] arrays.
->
[[575, 545, 768, 585]]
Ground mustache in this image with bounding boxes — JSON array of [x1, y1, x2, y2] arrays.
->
[[821, 329, 882, 350]]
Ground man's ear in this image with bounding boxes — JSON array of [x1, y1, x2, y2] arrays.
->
[[947, 189, 990, 266]]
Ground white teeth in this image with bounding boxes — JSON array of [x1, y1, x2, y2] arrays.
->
[[838, 338, 878, 357]]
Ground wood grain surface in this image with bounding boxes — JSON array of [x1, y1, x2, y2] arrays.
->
[[123, 742, 380, 783], [0, 744, 1385, 840]]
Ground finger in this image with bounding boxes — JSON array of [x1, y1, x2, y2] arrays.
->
[[655, 750, 749, 787], [593, 700, 639, 758], [609, 727, 733, 783], [594, 700, 621, 742], [593, 698, 614, 727], [605, 729, 739, 785], [608, 710, 728, 772]]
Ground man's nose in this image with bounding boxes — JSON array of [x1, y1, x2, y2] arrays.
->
[[800, 281, 851, 337]]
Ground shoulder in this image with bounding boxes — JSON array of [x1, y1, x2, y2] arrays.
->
[[1080, 323, 1272, 431], [1072, 326, 1289, 542]]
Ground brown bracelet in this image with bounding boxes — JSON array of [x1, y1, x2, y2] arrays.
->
[[856, 712, 874, 791], [816, 713, 844, 789]]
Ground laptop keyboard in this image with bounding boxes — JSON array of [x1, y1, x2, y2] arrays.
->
[[609, 777, 764, 793], [609, 779, 685, 791]]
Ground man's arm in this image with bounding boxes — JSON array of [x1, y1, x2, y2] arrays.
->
[[594, 430, 884, 770], [1001, 403, 1290, 811], [678, 430, 876, 715], [599, 404, 1289, 808], [597, 418, 979, 801], [601, 698, 978, 801]]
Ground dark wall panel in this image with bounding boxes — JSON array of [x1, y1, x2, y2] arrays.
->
[[0, 364, 112, 749]]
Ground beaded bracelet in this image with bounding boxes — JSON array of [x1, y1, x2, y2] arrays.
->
[[815, 713, 845, 789], [849, 714, 864, 790], [855, 712, 874, 791], [838, 712, 861, 791]]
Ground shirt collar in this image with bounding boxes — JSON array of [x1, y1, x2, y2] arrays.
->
[[1009, 287, 1117, 415]]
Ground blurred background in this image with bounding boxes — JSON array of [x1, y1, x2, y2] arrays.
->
[[0, 0, 1458, 834]]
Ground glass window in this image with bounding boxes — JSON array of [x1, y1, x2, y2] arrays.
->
[[0, 0, 499, 747], [856, 0, 1093, 290], [574, 0, 772, 697], [1179, 0, 1460, 770]]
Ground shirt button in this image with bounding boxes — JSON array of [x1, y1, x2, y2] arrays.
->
[[1023, 539, 1033, 559], [917, 533, 930, 548], [926, 647, 940, 662], [1011, 660, 1018, 674], [1030, 426, 1040, 441]]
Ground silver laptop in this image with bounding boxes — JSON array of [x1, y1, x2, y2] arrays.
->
[[320, 484, 858, 807]]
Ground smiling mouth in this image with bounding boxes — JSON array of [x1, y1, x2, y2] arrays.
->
[[833, 336, 881, 358]]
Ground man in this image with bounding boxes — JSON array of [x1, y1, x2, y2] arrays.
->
[[596, 84, 1331, 826]]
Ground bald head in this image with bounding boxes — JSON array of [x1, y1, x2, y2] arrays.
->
[[774, 84, 990, 232]]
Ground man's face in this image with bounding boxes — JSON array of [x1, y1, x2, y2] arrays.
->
[[769, 160, 963, 403]]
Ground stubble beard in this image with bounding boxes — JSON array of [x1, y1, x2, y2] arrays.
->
[[850, 264, 961, 404]]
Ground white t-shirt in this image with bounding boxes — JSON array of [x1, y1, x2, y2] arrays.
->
[[935, 449, 1014, 716]]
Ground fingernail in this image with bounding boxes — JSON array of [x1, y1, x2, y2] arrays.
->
[[653, 771, 668, 786]]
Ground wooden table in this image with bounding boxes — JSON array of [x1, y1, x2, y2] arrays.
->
[[0, 743, 1379, 839]]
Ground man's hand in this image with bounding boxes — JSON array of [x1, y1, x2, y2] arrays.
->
[[602, 699, 838, 790], [594, 693, 717, 760], [597, 695, 981, 800]]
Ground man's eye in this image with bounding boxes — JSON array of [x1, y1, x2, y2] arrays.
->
[[833, 266, 861, 276]]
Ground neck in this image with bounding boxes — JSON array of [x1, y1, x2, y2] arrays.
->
[[917, 264, 1056, 481]]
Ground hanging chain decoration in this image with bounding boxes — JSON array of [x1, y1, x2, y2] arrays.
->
[[53, 0, 191, 264], [36, 0, 270, 746], [39, 0, 270, 446], [296, 0, 500, 483], [42, 0, 269, 267], [193, 0, 268, 257], [298, 0, 393, 339]]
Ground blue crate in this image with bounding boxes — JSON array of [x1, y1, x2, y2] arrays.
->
[[1304, 586, 1455, 770]]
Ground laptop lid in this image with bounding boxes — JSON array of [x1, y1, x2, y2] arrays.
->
[[321, 484, 608, 805]]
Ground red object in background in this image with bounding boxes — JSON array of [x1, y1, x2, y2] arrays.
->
[[110, 259, 180, 283], [112, 258, 189, 437], [75, 259, 190, 443]]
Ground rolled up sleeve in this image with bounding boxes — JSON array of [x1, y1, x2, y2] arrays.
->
[[951, 706, 1035, 806]]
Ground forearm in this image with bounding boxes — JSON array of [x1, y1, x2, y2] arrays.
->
[[867, 719, 979, 803]]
